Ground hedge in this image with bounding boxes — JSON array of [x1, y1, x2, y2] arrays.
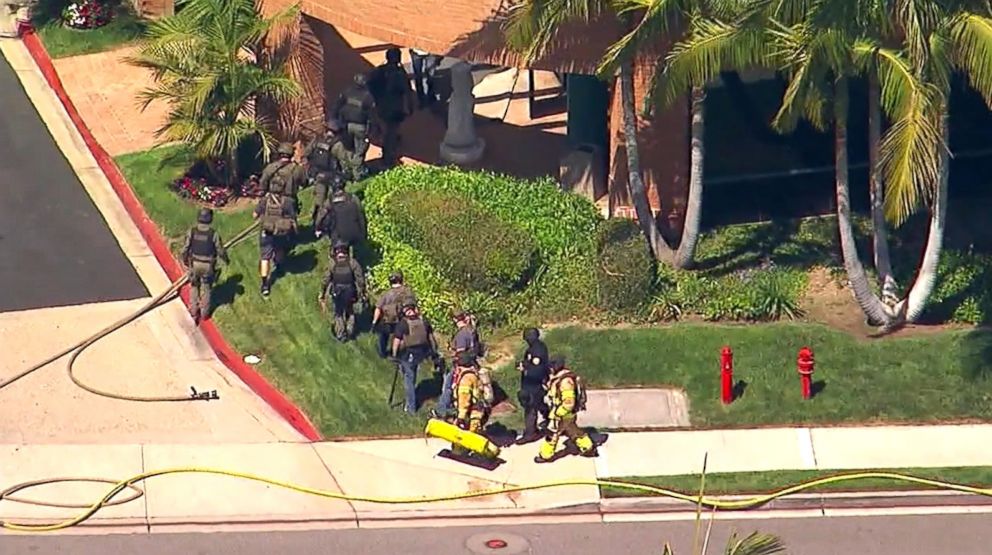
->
[[361, 166, 603, 330]]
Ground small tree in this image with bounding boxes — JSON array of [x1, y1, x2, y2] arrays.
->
[[127, 0, 301, 187]]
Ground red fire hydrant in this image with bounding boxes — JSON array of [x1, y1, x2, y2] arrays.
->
[[721, 346, 734, 404], [797, 346, 815, 400]]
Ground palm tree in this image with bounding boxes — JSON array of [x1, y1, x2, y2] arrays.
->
[[657, 0, 960, 328], [504, 0, 716, 269], [127, 0, 301, 187]]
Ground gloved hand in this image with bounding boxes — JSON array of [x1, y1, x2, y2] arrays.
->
[[455, 418, 468, 430], [554, 405, 571, 419]]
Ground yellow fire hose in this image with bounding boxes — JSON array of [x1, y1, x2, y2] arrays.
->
[[0, 222, 260, 401], [3, 468, 992, 532], [4, 222, 992, 532]]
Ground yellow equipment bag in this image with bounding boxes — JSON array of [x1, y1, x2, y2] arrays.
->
[[424, 418, 500, 459]]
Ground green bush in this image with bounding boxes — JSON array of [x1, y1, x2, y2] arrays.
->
[[652, 265, 807, 322], [594, 219, 654, 312], [919, 250, 992, 325], [384, 190, 537, 293], [362, 166, 603, 330]]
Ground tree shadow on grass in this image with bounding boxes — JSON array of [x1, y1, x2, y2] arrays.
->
[[958, 328, 992, 381]]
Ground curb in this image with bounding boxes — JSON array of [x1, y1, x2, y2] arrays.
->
[[19, 30, 323, 442]]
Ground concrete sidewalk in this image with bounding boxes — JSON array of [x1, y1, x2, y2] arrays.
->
[[0, 38, 302, 444], [3, 423, 992, 533]]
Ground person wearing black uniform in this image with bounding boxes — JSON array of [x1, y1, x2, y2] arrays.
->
[[516, 327, 550, 444], [319, 241, 366, 342], [315, 175, 367, 250]]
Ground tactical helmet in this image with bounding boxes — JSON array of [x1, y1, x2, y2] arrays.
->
[[277, 142, 294, 157], [197, 207, 214, 224], [456, 351, 477, 368], [353, 73, 367, 86], [452, 309, 468, 321], [522, 328, 540, 343], [332, 240, 349, 255], [549, 356, 566, 371], [330, 174, 346, 191], [388, 270, 404, 284], [402, 301, 418, 312], [325, 117, 343, 132], [385, 47, 401, 64]]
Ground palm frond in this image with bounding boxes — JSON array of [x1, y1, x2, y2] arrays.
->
[[879, 101, 944, 225], [947, 12, 992, 106], [503, 0, 611, 62], [597, 0, 681, 78], [655, 17, 774, 109], [724, 531, 787, 555]]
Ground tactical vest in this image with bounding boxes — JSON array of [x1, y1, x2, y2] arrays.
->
[[384, 66, 408, 95], [401, 318, 429, 349], [331, 258, 355, 287], [547, 371, 588, 413], [267, 160, 293, 196], [308, 135, 339, 172], [340, 89, 371, 124], [381, 286, 415, 324], [189, 227, 216, 263], [261, 194, 293, 236]]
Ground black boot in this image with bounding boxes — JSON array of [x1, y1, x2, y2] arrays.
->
[[261, 276, 271, 297]]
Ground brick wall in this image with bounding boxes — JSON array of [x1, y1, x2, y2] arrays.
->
[[134, 0, 172, 18]]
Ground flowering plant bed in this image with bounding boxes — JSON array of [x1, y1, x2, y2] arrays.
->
[[170, 160, 266, 208], [62, 0, 113, 30]]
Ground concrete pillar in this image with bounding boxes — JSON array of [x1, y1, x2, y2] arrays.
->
[[439, 61, 485, 165]]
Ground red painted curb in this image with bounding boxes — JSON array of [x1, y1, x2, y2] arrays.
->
[[21, 31, 322, 442]]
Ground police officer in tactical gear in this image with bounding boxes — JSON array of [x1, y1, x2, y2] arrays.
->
[[315, 174, 367, 249], [371, 270, 418, 359], [259, 143, 307, 206], [517, 327, 551, 444], [392, 302, 440, 414], [253, 192, 298, 297], [333, 73, 375, 166], [181, 208, 229, 324], [304, 118, 365, 185], [319, 241, 367, 342], [368, 47, 414, 166]]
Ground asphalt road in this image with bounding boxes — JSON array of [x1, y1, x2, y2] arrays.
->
[[5, 513, 992, 554], [0, 49, 146, 313]]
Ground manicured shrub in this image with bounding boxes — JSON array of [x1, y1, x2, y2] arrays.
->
[[594, 219, 654, 312], [362, 166, 603, 330], [384, 190, 537, 293], [920, 250, 992, 325]]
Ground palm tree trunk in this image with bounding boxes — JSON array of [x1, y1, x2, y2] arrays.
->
[[834, 76, 894, 325], [905, 114, 949, 322], [619, 61, 673, 262], [868, 69, 898, 303], [673, 86, 705, 269]]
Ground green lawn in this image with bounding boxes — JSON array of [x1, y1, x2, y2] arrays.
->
[[601, 467, 992, 498], [116, 145, 992, 438], [34, 1, 146, 59], [540, 324, 992, 427]]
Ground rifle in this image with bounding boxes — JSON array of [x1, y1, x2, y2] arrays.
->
[[387, 359, 400, 408]]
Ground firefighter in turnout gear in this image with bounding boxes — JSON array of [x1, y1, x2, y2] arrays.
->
[[451, 350, 489, 456], [180, 208, 229, 324], [315, 174, 367, 249], [259, 142, 306, 206], [253, 192, 298, 297], [332, 73, 375, 165], [535, 357, 597, 463], [319, 241, 367, 342]]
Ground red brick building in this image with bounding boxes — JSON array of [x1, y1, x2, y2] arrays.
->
[[138, 0, 690, 225]]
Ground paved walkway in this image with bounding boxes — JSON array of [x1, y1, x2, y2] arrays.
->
[[50, 46, 169, 156], [0, 38, 301, 444], [4, 423, 992, 531]]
